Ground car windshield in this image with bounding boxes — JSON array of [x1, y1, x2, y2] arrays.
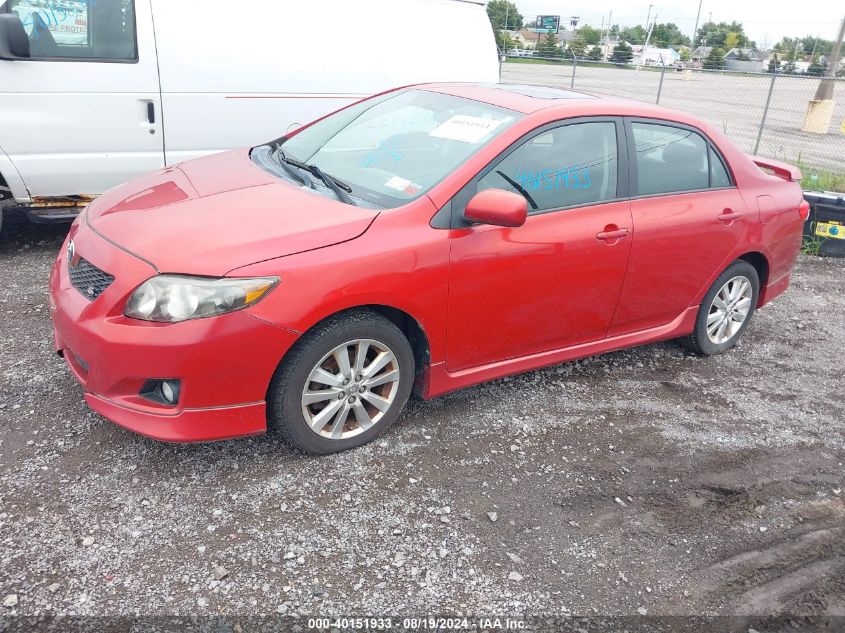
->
[[272, 89, 521, 208]]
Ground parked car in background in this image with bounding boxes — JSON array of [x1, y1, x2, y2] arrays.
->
[[0, 0, 499, 230], [49, 83, 808, 454]]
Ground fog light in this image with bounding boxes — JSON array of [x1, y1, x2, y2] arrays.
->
[[140, 379, 181, 406], [161, 380, 177, 404]]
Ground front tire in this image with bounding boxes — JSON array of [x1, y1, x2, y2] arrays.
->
[[682, 260, 760, 356], [267, 309, 415, 454]]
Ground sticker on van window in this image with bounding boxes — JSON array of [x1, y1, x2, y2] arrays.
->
[[429, 115, 505, 144]]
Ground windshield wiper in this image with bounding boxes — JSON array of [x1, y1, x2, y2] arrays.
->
[[271, 144, 356, 206], [305, 165, 356, 206], [496, 170, 538, 210], [271, 146, 313, 188]]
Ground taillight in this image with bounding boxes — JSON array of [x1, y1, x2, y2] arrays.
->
[[798, 201, 810, 221]]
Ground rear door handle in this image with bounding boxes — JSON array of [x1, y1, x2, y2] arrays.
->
[[596, 227, 630, 242], [718, 208, 741, 224], [147, 102, 156, 125]]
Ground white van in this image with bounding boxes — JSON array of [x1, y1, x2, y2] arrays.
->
[[0, 0, 498, 228]]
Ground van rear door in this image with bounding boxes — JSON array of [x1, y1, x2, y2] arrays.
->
[[0, 0, 163, 200]]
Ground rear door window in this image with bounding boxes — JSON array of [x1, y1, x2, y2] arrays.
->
[[8, 0, 137, 60], [631, 121, 733, 195]]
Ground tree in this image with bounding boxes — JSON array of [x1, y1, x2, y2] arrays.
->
[[619, 25, 647, 45], [486, 0, 523, 54], [807, 56, 826, 76], [724, 32, 740, 52], [609, 24, 620, 38], [577, 25, 602, 46], [679, 48, 691, 62], [651, 23, 690, 48], [568, 37, 587, 58], [485, 0, 523, 30], [537, 31, 560, 58], [610, 41, 634, 64], [766, 53, 779, 73], [703, 47, 726, 70], [782, 59, 797, 74], [694, 21, 750, 49], [735, 49, 751, 61], [586, 46, 603, 61], [495, 30, 515, 53]]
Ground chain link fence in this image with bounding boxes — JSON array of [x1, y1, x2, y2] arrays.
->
[[501, 57, 845, 175]]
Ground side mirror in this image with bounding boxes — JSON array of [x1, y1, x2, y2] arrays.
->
[[464, 189, 528, 228], [0, 14, 31, 60]]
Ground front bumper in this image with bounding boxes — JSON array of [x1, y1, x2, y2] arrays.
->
[[49, 221, 299, 442]]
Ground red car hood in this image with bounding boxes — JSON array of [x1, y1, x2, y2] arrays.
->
[[86, 150, 379, 276]]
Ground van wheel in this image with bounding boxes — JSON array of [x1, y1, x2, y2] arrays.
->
[[267, 309, 414, 454], [682, 260, 760, 356]]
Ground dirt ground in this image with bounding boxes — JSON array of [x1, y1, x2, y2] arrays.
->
[[0, 211, 843, 630]]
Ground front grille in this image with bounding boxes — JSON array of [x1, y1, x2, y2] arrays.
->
[[69, 258, 114, 301]]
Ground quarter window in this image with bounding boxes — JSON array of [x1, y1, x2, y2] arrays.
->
[[477, 121, 619, 212], [632, 122, 732, 195], [709, 146, 732, 188], [8, 0, 137, 60]]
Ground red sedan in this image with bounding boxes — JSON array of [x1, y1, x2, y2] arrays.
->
[[49, 83, 808, 454]]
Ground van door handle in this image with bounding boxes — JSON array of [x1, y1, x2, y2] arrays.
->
[[596, 226, 630, 243], [147, 102, 156, 125]]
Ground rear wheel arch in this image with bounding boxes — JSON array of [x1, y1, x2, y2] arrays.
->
[[738, 251, 770, 299]]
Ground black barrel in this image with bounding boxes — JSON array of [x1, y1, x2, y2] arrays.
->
[[803, 191, 845, 258]]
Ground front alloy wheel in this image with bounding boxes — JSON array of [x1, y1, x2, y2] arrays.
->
[[268, 310, 415, 454], [302, 339, 402, 440]]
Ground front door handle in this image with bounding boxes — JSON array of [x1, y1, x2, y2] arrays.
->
[[596, 226, 630, 242], [718, 208, 741, 224], [147, 102, 156, 125]]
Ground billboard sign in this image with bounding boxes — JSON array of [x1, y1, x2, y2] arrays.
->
[[530, 15, 560, 33]]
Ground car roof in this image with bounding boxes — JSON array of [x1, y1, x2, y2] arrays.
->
[[419, 83, 707, 129]]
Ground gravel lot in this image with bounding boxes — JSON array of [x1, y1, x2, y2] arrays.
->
[[1, 211, 844, 627]]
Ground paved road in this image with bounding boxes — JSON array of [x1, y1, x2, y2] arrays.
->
[[1, 213, 844, 623], [503, 61, 845, 173]]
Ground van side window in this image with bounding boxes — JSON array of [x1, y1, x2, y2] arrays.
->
[[632, 122, 711, 195], [8, 0, 137, 61], [477, 121, 619, 213]]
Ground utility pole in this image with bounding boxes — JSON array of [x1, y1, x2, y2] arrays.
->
[[692, 0, 703, 47], [638, 13, 656, 70], [645, 4, 653, 42], [603, 9, 613, 61], [802, 15, 845, 133]]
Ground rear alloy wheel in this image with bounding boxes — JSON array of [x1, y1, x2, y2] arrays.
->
[[268, 310, 414, 454], [682, 260, 760, 356]]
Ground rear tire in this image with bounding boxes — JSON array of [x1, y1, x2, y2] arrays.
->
[[267, 309, 415, 455], [682, 260, 759, 356]]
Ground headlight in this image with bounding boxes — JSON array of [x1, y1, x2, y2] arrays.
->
[[124, 275, 279, 323]]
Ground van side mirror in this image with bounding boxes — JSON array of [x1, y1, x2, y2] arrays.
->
[[0, 14, 31, 60], [464, 189, 528, 228]]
